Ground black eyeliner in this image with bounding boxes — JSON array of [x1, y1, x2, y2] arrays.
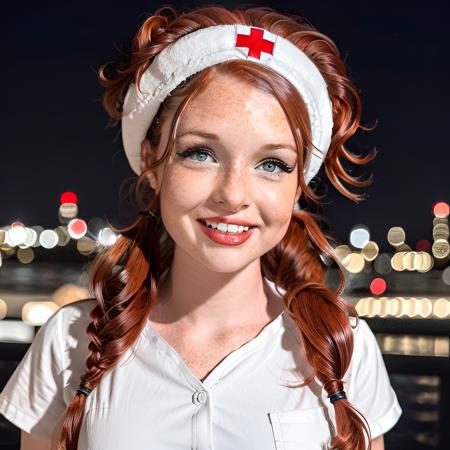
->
[[176, 146, 294, 173]]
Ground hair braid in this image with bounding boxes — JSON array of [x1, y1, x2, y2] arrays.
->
[[57, 212, 167, 449], [262, 209, 372, 449]]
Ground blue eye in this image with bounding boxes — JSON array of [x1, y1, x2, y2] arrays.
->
[[176, 147, 214, 163], [260, 159, 294, 174], [176, 147, 295, 175]]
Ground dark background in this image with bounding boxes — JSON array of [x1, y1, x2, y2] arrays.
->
[[2, 0, 449, 251]]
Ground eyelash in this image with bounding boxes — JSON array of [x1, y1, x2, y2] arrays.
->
[[175, 147, 295, 176]]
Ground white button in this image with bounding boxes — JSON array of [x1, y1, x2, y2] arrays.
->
[[192, 390, 208, 405]]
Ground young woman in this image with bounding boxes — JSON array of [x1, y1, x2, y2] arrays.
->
[[0, 5, 402, 450]]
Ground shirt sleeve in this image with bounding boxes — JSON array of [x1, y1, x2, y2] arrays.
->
[[0, 307, 68, 440], [344, 318, 402, 440]]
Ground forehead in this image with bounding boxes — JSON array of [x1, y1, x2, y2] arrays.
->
[[175, 73, 293, 139]]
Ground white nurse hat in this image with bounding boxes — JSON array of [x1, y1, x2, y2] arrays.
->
[[121, 24, 333, 185]]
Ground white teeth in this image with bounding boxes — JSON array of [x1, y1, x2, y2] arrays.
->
[[203, 220, 250, 233]]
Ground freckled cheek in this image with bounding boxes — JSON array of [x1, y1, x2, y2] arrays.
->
[[160, 166, 209, 208], [263, 189, 295, 223], [266, 212, 292, 238]]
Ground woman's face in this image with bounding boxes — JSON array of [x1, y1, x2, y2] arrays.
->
[[144, 72, 301, 273]]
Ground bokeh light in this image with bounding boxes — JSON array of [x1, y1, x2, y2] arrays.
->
[[60, 191, 78, 205], [349, 224, 370, 249], [432, 201, 449, 218], [22, 301, 59, 326], [370, 278, 387, 296], [39, 230, 59, 249], [67, 218, 87, 240]]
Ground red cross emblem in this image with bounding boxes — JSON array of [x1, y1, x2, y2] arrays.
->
[[235, 27, 275, 60]]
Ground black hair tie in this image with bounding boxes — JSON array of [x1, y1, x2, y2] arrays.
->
[[328, 390, 347, 404], [77, 383, 92, 397]]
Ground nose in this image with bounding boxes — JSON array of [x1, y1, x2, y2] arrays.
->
[[211, 164, 251, 212]]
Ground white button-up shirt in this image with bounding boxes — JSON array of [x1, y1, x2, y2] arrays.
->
[[0, 280, 402, 449]]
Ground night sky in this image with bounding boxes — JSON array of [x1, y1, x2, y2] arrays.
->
[[2, 0, 449, 252]]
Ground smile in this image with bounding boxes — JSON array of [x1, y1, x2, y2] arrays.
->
[[200, 219, 252, 233], [197, 220, 255, 246]]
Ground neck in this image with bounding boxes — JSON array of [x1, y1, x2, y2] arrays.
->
[[150, 246, 285, 335]]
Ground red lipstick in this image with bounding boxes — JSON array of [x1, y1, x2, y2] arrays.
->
[[197, 219, 256, 246]]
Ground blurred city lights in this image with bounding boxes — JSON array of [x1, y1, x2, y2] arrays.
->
[[51, 283, 90, 307], [0, 193, 448, 328], [17, 248, 35, 264], [362, 241, 379, 261], [342, 252, 366, 273], [373, 253, 393, 274], [77, 237, 97, 255], [59, 203, 78, 220], [98, 227, 118, 246], [334, 245, 352, 262], [387, 226, 406, 247], [356, 297, 450, 319], [432, 201, 449, 218], [22, 301, 59, 326], [67, 218, 87, 240], [39, 229, 59, 249], [11, 221, 25, 228], [55, 226, 71, 246], [443, 267, 450, 286], [22, 227, 37, 247], [433, 298, 450, 318], [349, 224, 370, 249], [370, 278, 387, 296], [8, 226, 27, 246], [60, 191, 78, 205], [0, 298, 7, 319], [88, 217, 107, 237], [416, 239, 431, 252]]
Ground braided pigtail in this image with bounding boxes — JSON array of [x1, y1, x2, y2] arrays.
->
[[263, 209, 372, 450], [255, 8, 378, 450], [55, 7, 184, 447], [57, 207, 168, 449]]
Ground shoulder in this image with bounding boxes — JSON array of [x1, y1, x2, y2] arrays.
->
[[44, 298, 96, 330], [56, 298, 97, 323], [349, 315, 369, 336], [0, 299, 98, 439], [280, 310, 380, 367], [344, 316, 385, 382], [39, 298, 97, 350], [348, 316, 378, 355], [282, 313, 374, 350]]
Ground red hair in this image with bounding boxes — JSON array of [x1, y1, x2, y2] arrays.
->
[[56, 5, 377, 449]]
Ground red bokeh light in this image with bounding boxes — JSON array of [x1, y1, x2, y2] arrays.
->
[[432, 201, 449, 218], [370, 278, 387, 296], [416, 239, 431, 252], [68, 219, 87, 237], [60, 191, 78, 205]]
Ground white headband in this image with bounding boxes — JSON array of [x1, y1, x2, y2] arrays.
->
[[121, 24, 333, 185]]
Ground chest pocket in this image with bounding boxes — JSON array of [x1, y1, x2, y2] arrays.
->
[[268, 406, 333, 450]]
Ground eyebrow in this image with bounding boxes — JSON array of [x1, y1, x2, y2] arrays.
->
[[177, 130, 297, 154]]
